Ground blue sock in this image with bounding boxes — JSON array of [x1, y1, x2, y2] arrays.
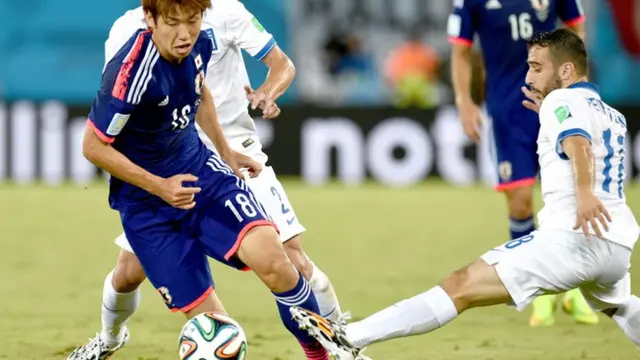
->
[[273, 273, 321, 345], [510, 216, 535, 239]]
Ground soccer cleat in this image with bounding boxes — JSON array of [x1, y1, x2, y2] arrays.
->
[[290, 307, 372, 360], [67, 327, 130, 360], [562, 289, 599, 325], [529, 295, 557, 327]]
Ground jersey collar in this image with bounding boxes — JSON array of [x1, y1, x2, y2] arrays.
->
[[567, 81, 600, 95]]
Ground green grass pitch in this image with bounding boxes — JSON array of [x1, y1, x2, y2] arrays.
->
[[1, 180, 638, 359]]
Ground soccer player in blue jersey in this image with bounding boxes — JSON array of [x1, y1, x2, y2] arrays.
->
[[72, 1, 330, 359], [446, 0, 598, 327]]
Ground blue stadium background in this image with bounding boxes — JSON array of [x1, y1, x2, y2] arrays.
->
[[1, 0, 639, 105]]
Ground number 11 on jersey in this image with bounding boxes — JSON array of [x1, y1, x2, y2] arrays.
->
[[602, 129, 625, 198]]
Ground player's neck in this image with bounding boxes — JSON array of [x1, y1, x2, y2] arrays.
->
[[564, 76, 589, 89]]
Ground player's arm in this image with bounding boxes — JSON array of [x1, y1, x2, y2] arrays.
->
[[540, 94, 610, 237], [227, 1, 292, 118], [447, 1, 483, 142], [450, 44, 475, 110], [82, 126, 164, 195], [195, 84, 263, 178], [558, 0, 586, 40], [256, 45, 295, 106]]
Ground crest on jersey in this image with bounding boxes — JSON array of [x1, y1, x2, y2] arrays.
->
[[499, 161, 512, 181], [158, 287, 173, 306], [251, 17, 266, 32], [529, 0, 549, 21], [106, 113, 130, 136], [554, 105, 572, 123], [195, 70, 205, 96]]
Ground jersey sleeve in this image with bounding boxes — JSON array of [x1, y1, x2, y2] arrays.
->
[[89, 30, 155, 144], [104, 9, 146, 68], [225, 1, 276, 60], [447, 0, 476, 46], [556, 0, 586, 26], [539, 90, 593, 160]]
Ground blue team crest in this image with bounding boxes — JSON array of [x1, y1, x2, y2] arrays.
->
[[158, 287, 173, 306], [195, 70, 205, 96], [529, 0, 549, 21]]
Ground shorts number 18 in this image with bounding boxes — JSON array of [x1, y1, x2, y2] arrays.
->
[[225, 194, 257, 222]]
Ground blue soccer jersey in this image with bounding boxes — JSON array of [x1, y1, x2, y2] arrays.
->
[[88, 29, 213, 210], [88, 28, 277, 313]]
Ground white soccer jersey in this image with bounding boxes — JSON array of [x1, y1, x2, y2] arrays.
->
[[104, 0, 276, 136], [536, 82, 639, 249]]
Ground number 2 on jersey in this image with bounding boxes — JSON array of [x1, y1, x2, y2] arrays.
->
[[508, 13, 533, 41], [225, 193, 258, 222], [270, 186, 291, 215], [602, 129, 625, 198]]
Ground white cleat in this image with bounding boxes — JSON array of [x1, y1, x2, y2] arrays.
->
[[67, 328, 130, 360], [290, 307, 372, 360]]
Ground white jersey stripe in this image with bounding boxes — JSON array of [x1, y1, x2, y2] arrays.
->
[[134, 48, 160, 104], [126, 42, 154, 104]]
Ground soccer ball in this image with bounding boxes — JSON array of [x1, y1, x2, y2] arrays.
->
[[178, 312, 248, 360]]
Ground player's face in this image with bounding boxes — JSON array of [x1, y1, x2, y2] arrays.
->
[[525, 46, 563, 98], [146, 6, 202, 61]]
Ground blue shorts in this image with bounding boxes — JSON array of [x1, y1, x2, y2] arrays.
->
[[489, 107, 540, 191], [121, 154, 276, 313]]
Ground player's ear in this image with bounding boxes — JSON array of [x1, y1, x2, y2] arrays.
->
[[559, 62, 573, 81], [144, 10, 157, 30]]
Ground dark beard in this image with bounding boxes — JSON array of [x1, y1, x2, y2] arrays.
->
[[540, 75, 563, 98]]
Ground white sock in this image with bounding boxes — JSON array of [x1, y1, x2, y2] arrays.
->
[[308, 262, 342, 321], [612, 295, 640, 347], [100, 270, 141, 346], [346, 286, 458, 348]]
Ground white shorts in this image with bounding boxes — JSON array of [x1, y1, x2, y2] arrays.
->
[[115, 165, 306, 253], [481, 229, 632, 312]]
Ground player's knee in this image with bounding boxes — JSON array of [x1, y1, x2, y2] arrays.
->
[[260, 255, 298, 291], [239, 226, 299, 291], [113, 250, 146, 293], [505, 188, 533, 218], [284, 236, 313, 281], [441, 266, 473, 312]]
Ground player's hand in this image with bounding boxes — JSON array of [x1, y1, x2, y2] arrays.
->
[[157, 174, 201, 210], [244, 85, 281, 119], [521, 86, 542, 113], [574, 190, 612, 239], [223, 150, 263, 178], [458, 101, 483, 143]]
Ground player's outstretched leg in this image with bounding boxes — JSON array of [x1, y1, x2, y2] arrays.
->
[[292, 259, 511, 360], [236, 226, 330, 360], [284, 236, 342, 321], [67, 249, 144, 360]]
